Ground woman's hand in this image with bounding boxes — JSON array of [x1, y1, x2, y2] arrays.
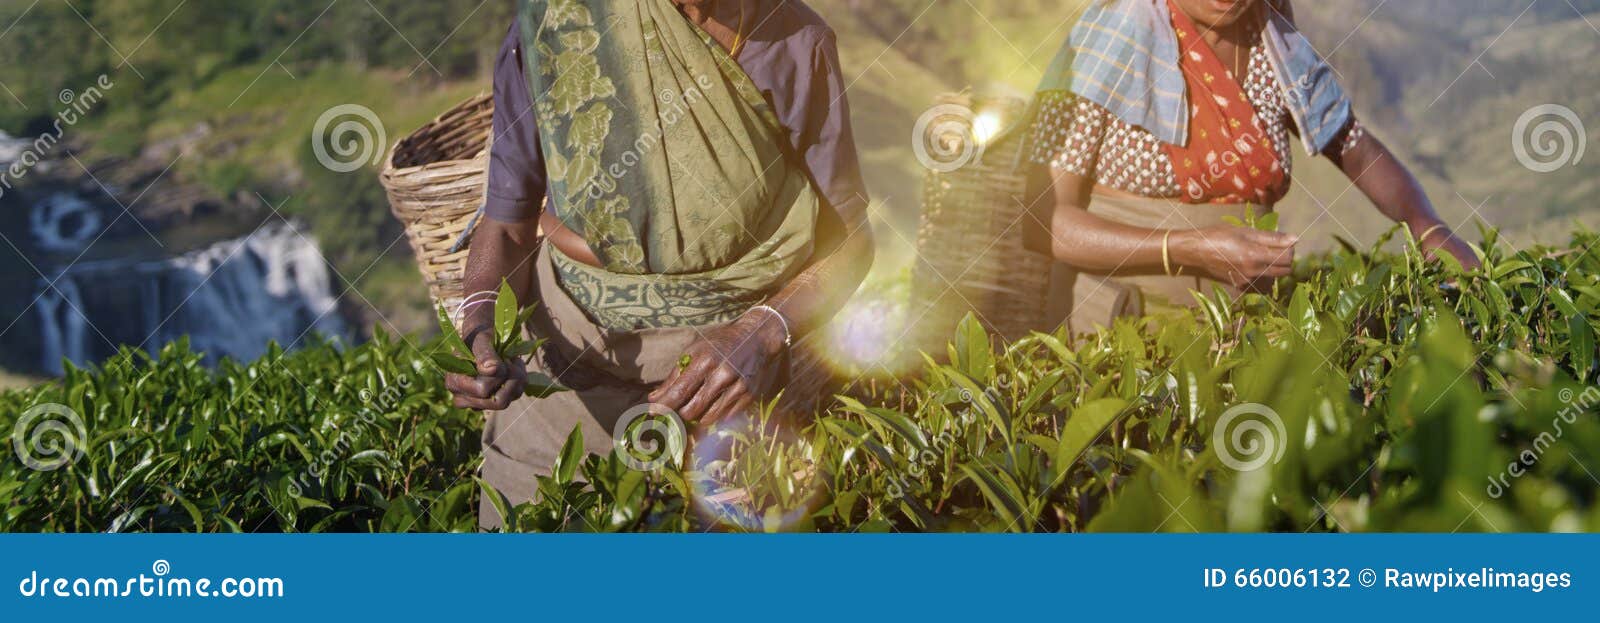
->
[[1412, 220, 1482, 271], [445, 326, 529, 411], [1173, 226, 1299, 287], [647, 310, 788, 425], [1331, 125, 1484, 273], [448, 216, 540, 412]]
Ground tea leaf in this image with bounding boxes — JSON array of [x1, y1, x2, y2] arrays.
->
[[1570, 315, 1596, 380], [524, 373, 570, 398], [951, 313, 994, 383], [554, 426, 585, 484], [1052, 398, 1127, 485], [431, 352, 478, 376], [958, 461, 1028, 530], [495, 279, 519, 351], [838, 396, 926, 451], [435, 305, 471, 357]]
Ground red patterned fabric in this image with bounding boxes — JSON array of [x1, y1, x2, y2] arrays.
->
[[1164, 0, 1286, 205]]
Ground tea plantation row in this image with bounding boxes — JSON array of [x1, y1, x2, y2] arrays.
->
[[3, 229, 1598, 532]]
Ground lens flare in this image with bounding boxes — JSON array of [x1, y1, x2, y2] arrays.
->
[[973, 109, 1003, 145], [809, 251, 914, 376], [818, 288, 920, 379], [686, 413, 820, 532]]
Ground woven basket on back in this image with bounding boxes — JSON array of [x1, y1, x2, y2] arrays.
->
[[909, 93, 1053, 353], [380, 93, 837, 413], [380, 93, 495, 315]]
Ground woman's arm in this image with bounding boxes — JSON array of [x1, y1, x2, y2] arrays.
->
[[445, 22, 545, 411], [648, 27, 876, 425], [1043, 166, 1299, 286], [647, 193, 875, 425], [764, 208, 875, 338], [447, 220, 541, 411], [1326, 127, 1479, 268], [1027, 94, 1297, 285]]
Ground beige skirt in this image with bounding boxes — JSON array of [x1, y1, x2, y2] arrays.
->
[[477, 244, 832, 528], [478, 244, 702, 528], [1044, 193, 1261, 336]]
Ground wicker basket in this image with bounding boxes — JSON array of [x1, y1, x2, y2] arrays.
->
[[909, 92, 1054, 352], [380, 94, 837, 414], [379, 93, 495, 315]]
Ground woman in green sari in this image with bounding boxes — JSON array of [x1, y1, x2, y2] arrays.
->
[[446, 0, 873, 526]]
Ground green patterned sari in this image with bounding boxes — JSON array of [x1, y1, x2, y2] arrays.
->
[[517, 0, 820, 330]]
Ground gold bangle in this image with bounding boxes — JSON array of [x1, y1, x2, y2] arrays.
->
[[1162, 231, 1175, 277], [1418, 224, 1445, 245]]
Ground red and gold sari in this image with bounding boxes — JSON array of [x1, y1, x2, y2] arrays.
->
[[1164, 0, 1286, 205]]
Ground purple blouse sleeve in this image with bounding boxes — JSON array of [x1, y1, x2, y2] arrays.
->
[[484, 21, 546, 224], [798, 31, 870, 230]]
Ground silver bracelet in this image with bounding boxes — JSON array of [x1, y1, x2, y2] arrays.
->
[[747, 304, 792, 348], [454, 290, 500, 319]]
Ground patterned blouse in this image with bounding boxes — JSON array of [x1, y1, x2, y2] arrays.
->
[[1029, 38, 1365, 201]]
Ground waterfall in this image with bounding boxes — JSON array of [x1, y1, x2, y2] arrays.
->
[[35, 278, 89, 376], [31, 221, 349, 372], [0, 130, 26, 164], [29, 194, 103, 252]]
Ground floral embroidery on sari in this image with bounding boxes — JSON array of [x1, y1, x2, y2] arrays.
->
[[518, 0, 819, 330]]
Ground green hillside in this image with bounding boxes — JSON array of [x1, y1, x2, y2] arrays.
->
[[1295, 1, 1600, 245], [2, 0, 1594, 340], [811, 0, 1600, 250], [0, 1, 514, 336]]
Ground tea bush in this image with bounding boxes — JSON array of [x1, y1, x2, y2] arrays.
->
[[4, 229, 1599, 532], [493, 228, 1600, 533], [0, 334, 482, 532]]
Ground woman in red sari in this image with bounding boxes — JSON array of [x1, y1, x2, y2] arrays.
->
[[1028, 0, 1477, 332]]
